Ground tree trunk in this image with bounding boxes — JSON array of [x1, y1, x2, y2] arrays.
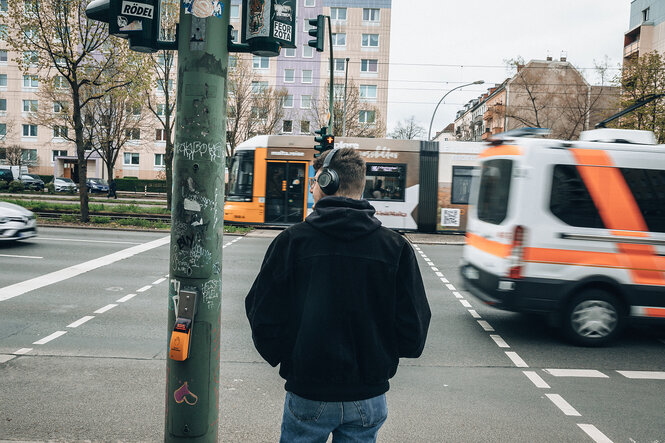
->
[[72, 85, 89, 222]]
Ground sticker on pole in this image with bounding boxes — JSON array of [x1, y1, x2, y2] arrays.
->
[[117, 16, 143, 32], [184, 0, 224, 18], [121, 1, 154, 19]]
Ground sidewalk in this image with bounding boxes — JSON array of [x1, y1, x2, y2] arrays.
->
[[247, 229, 467, 245]]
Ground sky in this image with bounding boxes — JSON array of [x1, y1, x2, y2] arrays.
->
[[386, 0, 632, 137]]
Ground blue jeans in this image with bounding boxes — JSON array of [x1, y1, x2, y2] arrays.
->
[[280, 392, 388, 443]]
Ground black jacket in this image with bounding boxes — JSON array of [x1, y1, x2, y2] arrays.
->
[[245, 196, 431, 401]]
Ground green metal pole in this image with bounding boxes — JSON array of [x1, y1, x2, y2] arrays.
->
[[164, 1, 229, 441], [327, 15, 334, 131]]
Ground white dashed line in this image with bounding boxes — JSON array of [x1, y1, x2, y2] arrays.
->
[[0, 254, 43, 259], [468, 309, 481, 319], [523, 371, 550, 388], [544, 369, 608, 378], [477, 320, 494, 332], [440, 277, 450, 283], [577, 424, 613, 443], [453, 292, 463, 299], [94, 304, 118, 314], [0, 355, 16, 363], [152, 277, 167, 285], [136, 285, 152, 293], [446, 284, 456, 291], [460, 299, 472, 308], [505, 351, 528, 368], [33, 331, 67, 345], [616, 370, 665, 380], [67, 316, 95, 328], [430, 267, 439, 272], [490, 334, 510, 348], [435, 271, 444, 277], [13, 348, 32, 355], [117, 293, 138, 303], [546, 394, 581, 416]]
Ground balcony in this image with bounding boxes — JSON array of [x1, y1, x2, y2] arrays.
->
[[624, 40, 639, 58]]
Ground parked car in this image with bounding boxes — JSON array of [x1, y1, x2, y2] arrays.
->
[[53, 177, 78, 193], [19, 174, 45, 191], [86, 177, 109, 194], [0, 168, 14, 183], [0, 201, 37, 241]]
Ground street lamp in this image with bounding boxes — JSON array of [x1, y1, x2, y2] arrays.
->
[[428, 80, 484, 141]]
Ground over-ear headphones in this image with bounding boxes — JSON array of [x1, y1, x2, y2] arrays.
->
[[317, 147, 341, 195]]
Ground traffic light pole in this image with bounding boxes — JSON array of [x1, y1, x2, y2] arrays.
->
[[326, 15, 334, 131], [165, 2, 229, 441]]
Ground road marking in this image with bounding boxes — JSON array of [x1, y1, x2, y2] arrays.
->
[[440, 277, 450, 283], [523, 371, 550, 388], [446, 284, 456, 291], [460, 299, 472, 308], [468, 309, 481, 319], [430, 267, 439, 272], [152, 277, 166, 285], [0, 354, 16, 363], [33, 331, 67, 345], [13, 348, 32, 355], [35, 237, 142, 245], [0, 254, 43, 259], [577, 424, 613, 442], [67, 316, 95, 328], [136, 285, 152, 293], [616, 370, 665, 380], [544, 369, 609, 378], [545, 394, 581, 416], [490, 334, 510, 348], [477, 320, 494, 331], [452, 291, 462, 297], [117, 293, 137, 303], [506, 351, 528, 368], [94, 304, 118, 314], [435, 272, 444, 277], [0, 236, 170, 302]]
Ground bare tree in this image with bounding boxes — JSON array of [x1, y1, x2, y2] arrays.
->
[[390, 116, 426, 140], [3, 144, 38, 168], [3, 0, 141, 221]]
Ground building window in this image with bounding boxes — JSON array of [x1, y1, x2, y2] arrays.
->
[[53, 125, 68, 138], [642, 7, 650, 22], [253, 55, 269, 69], [155, 153, 165, 166], [125, 128, 140, 140], [363, 8, 380, 22], [0, 123, 5, 139], [23, 74, 38, 88], [302, 45, 314, 58], [54, 75, 67, 89], [22, 124, 37, 137], [23, 99, 38, 112], [0, 98, 6, 111], [302, 70, 312, 83], [123, 152, 140, 165], [361, 34, 379, 47], [359, 110, 376, 124], [52, 149, 67, 161], [22, 148, 37, 163], [157, 104, 166, 116], [156, 128, 167, 141], [331, 7, 346, 21], [230, 29, 239, 43], [359, 85, 377, 100], [333, 83, 344, 98], [0, 50, 7, 63], [0, 74, 6, 87], [23, 50, 38, 65], [301, 95, 311, 109], [284, 47, 296, 57], [332, 33, 346, 47], [361, 59, 378, 73], [157, 79, 174, 94], [0, 24, 7, 40], [300, 120, 310, 134], [53, 101, 65, 113], [304, 0, 314, 6], [229, 54, 238, 68], [333, 58, 346, 72], [282, 94, 293, 108], [230, 4, 239, 19], [284, 68, 295, 83], [0, 0, 7, 12], [282, 120, 293, 133], [252, 81, 268, 93]]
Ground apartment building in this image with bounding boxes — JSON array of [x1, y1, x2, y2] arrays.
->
[[624, 0, 665, 63]]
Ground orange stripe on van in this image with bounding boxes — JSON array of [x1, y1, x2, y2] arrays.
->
[[610, 230, 650, 238], [466, 232, 511, 258], [524, 248, 622, 269], [479, 145, 522, 158], [644, 307, 665, 318], [567, 148, 664, 285]]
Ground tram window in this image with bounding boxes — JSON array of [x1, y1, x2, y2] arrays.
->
[[363, 163, 406, 201], [227, 150, 254, 201], [451, 166, 474, 204]]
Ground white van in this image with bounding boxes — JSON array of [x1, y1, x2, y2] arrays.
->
[[460, 128, 665, 346]]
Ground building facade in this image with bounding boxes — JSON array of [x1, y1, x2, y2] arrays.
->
[[624, 0, 665, 63]]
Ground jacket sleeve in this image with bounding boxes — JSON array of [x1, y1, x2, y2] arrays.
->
[[245, 231, 291, 367], [395, 243, 431, 358]]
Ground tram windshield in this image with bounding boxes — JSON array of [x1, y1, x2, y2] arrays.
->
[[227, 150, 254, 201]]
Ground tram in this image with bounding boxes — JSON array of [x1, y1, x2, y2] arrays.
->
[[224, 135, 484, 232]]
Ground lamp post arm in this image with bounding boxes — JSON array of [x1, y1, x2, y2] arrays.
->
[[428, 80, 484, 141]]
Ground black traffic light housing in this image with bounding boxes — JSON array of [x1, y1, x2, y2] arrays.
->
[[324, 134, 335, 151], [307, 14, 325, 52], [314, 126, 328, 157]]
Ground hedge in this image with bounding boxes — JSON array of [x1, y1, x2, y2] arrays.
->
[[114, 178, 168, 193]]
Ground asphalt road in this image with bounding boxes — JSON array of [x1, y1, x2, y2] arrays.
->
[[0, 227, 664, 442]]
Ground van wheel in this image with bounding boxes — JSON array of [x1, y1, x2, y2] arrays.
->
[[564, 289, 624, 347]]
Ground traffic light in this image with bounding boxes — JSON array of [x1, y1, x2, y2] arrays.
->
[[314, 126, 328, 157], [308, 14, 325, 52], [324, 134, 335, 151], [85, 0, 161, 53]]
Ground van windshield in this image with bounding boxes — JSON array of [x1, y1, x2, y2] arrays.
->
[[477, 159, 512, 224]]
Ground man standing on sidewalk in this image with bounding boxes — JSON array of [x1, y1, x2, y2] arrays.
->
[[246, 147, 431, 442]]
